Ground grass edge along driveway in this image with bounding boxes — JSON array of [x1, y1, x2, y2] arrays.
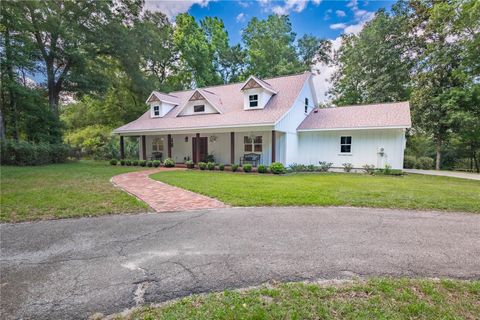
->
[[152, 171, 480, 213], [115, 278, 480, 320]]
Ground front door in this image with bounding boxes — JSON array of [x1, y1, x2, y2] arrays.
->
[[192, 137, 208, 162]]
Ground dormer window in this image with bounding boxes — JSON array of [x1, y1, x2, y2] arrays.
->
[[194, 105, 205, 113], [249, 95, 258, 108], [153, 105, 160, 117]]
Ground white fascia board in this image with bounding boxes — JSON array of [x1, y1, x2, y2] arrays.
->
[[114, 123, 275, 136], [297, 125, 411, 132]]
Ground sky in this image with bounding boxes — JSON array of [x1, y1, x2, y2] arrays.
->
[[145, 0, 395, 101]]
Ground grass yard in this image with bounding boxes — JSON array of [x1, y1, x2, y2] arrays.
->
[[117, 278, 480, 320], [1, 161, 149, 222], [152, 171, 480, 213]]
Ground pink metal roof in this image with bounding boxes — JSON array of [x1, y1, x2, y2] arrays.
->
[[150, 91, 181, 105], [298, 102, 411, 130], [115, 72, 311, 133]]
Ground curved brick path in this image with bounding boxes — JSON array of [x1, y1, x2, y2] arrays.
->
[[111, 168, 228, 212]]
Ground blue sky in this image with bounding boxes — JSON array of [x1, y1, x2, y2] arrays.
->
[[145, 0, 395, 101]]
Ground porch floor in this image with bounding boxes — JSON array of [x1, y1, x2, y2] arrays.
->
[[111, 168, 228, 212]]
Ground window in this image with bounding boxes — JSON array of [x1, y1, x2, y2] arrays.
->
[[340, 136, 352, 153], [304, 98, 309, 113], [152, 137, 164, 152], [194, 105, 205, 113], [153, 105, 160, 117], [244, 136, 262, 152], [249, 95, 258, 107]]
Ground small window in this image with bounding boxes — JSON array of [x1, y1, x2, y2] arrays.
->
[[244, 135, 262, 152], [194, 105, 205, 113], [152, 137, 164, 152], [304, 98, 309, 113], [249, 95, 258, 107], [340, 136, 352, 153], [153, 105, 160, 117]]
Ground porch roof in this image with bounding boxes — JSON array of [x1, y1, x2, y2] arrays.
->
[[114, 72, 311, 134]]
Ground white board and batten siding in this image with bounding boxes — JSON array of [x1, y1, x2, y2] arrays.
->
[[297, 129, 406, 169]]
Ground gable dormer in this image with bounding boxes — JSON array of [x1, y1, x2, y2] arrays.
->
[[147, 91, 180, 118], [241, 76, 277, 110], [175, 89, 223, 117]]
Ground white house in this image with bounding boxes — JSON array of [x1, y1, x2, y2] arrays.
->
[[114, 72, 411, 169]]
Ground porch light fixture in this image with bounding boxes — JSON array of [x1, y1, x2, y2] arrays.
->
[[209, 135, 217, 143]]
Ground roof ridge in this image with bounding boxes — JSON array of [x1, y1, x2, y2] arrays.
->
[[326, 101, 409, 109]]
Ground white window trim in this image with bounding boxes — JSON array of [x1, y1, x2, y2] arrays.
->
[[193, 104, 205, 113], [243, 135, 263, 153], [152, 105, 161, 117], [249, 94, 259, 108], [340, 136, 352, 154]]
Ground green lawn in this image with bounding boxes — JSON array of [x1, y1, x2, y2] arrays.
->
[[152, 171, 480, 213], [118, 278, 480, 320], [1, 161, 149, 222]]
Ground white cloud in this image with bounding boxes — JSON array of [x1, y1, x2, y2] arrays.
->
[[335, 10, 346, 17], [236, 13, 246, 23], [144, 0, 212, 19], [238, 1, 250, 8], [272, 0, 321, 16], [330, 23, 347, 30]]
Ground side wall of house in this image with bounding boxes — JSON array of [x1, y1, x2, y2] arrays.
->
[[297, 128, 406, 169]]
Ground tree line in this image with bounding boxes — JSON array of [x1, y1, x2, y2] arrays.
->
[[1, 0, 478, 171]]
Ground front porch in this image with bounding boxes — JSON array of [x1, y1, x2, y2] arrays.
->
[[119, 129, 286, 166]]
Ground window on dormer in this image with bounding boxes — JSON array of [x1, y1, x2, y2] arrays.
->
[[249, 95, 258, 107], [153, 105, 160, 117], [194, 105, 205, 113], [304, 98, 309, 113]]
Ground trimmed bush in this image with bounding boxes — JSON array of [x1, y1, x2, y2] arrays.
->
[[147, 161, 153, 167], [109, 159, 118, 166], [132, 160, 139, 166], [198, 162, 207, 170], [257, 164, 267, 173], [125, 160, 132, 166], [362, 164, 375, 174], [207, 162, 215, 170], [231, 164, 239, 172], [185, 160, 194, 169], [120, 160, 126, 166], [163, 158, 175, 167], [417, 156, 434, 170], [139, 160, 146, 167], [243, 164, 252, 172], [342, 163, 353, 172], [403, 155, 417, 169], [0, 139, 71, 166], [153, 160, 161, 168], [219, 164, 225, 171], [270, 162, 285, 174], [318, 161, 333, 172]]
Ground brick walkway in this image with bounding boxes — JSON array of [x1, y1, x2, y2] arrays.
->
[[111, 168, 228, 212]]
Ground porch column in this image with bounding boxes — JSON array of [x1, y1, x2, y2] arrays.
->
[[195, 133, 200, 163], [271, 130, 276, 163], [167, 134, 172, 158], [230, 132, 235, 165], [141, 135, 146, 160], [120, 136, 125, 160]]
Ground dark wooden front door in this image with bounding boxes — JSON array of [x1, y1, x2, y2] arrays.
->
[[192, 137, 208, 162]]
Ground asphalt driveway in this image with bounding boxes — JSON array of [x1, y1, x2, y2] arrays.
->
[[1, 207, 479, 319]]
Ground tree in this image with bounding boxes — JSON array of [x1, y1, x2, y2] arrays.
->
[[329, 9, 412, 105], [297, 34, 331, 71]]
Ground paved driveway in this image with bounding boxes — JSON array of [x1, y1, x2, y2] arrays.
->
[[1, 207, 479, 319], [404, 169, 480, 180]]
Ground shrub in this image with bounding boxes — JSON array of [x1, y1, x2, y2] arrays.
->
[[219, 164, 225, 171], [231, 164, 239, 172], [153, 160, 161, 168], [185, 160, 194, 169], [383, 164, 392, 175], [257, 164, 267, 173], [417, 156, 434, 170], [125, 160, 132, 166], [207, 162, 215, 170], [132, 160, 139, 166], [243, 164, 252, 172], [270, 162, 285, 174], [147, 161, 153, 167], [318, 161, 333, 172], [306, 164, 316, 172], [198, 162, 207, 170], [109, 159, 117, 166], [362, 164, 375, 174], [120, 160, 126, 166], [163, 158, 175, 167], [403, 155, 417, 169], [139, 160, 146, 167], [206, 154, 215, 163], [342, 163, 353, 172], [289, 163, 306, 172], [0, 139, 71, 166]]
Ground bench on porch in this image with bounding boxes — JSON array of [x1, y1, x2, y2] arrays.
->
[[150, 151, 163, 161], [240, 153, 261, 167]]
